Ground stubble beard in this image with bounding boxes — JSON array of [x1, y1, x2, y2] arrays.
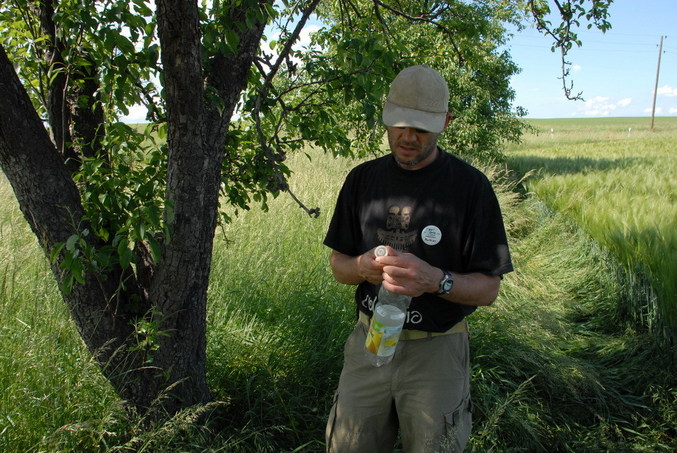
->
[[392, 140, 438, 168]]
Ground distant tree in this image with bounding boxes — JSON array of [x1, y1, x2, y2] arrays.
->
[[0, 0, 611, 418]]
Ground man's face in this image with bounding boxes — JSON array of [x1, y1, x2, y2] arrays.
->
[[387, 126, 441, 170]]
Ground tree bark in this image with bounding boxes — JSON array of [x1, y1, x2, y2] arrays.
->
[[1, 37, 146, 385], [1, 38, 202, 417], [142, 0, 213, 412], [0, 0, 271, 418], [38, 0, 78, 169], [0, 43, 145, 398], [142, 0, 272, 414]]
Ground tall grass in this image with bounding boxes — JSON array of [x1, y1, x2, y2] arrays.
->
[[0, 176, 127, 452], [0, 140, 675, 451], [203, 152, 358, 451], [507, 117, 677, 342]]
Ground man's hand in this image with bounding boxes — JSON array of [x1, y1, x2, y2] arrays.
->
[[356, 249, 386, 285], [330, 246, 502, 306], [329, 249, 385, 285], [374, 246, 443, 297]]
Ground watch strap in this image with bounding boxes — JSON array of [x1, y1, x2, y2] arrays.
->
[[436, 270, 454, 295]]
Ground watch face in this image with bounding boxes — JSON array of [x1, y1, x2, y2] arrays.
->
[[438, 272, 453, 295]]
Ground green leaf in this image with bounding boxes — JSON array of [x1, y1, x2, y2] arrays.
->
[[118, 238, 133, 269], [146, 235, 162, 263], [116, 34, 136, 54], [224, 28, 240, 52], [66, 234, 79, 252], [50, 243, 66, 263]]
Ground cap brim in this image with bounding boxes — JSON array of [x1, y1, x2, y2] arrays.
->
[[382, 101, 446, 134]]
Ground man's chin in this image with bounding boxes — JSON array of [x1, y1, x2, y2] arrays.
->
[[394, 156, 420, 167]]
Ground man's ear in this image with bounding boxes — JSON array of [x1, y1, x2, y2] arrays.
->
[[442, 113, 454, 131]]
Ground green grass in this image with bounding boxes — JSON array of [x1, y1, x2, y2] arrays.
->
[[507, 117, 677, 342], [0, 176, 126, 452], [0, 129, 676, 451]]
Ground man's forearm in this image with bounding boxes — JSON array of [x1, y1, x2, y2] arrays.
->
[[329, 250, 365, 285], [330, 249, 386, 286], [438, 272, 501, 307]]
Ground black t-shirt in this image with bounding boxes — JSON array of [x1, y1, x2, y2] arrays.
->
[[324, 148, 513, 332]]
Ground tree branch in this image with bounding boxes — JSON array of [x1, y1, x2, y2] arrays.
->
[[370, 0, 463, 63], [252, 0, 322, 217], [527, 0, 584, 100]]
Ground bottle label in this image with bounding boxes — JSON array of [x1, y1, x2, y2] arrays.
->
[[365, 318, 404, 357]]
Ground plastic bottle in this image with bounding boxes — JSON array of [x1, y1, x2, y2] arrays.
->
[[364, 245, 412, 367]]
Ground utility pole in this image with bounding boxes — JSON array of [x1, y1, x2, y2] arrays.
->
[[650, 35, 666, 131]]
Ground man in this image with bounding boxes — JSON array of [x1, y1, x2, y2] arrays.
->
[[323, 64, 513, 452]]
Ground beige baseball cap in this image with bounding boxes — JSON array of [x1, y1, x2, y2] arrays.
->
[[382, 65, 450, 134]]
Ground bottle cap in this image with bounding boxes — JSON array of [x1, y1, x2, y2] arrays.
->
[[374, 245, 388, 257]]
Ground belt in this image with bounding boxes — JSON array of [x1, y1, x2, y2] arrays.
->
[[358, 311, 468, 340]]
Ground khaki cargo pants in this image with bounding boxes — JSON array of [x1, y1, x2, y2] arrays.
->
[[326, 321, 472, 453]]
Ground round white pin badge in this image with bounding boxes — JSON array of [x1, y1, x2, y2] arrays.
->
[[421, 225, 442, 246]]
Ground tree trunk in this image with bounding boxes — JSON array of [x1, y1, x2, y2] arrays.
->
[[139, 0, 270, 415], [0, 0, 270, 417], [38, 0, 81, 169], [141, 0, 214, 412], [0, 43, 146, 407], [1, 36, 208, 417]]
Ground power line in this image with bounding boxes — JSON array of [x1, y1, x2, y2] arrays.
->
[[507, 33, 677, 58], [507, 42, 671, 56]]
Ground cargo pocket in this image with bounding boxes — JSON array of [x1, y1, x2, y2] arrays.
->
[[442, 396, 472, 452], [325, 391, 340, 452]]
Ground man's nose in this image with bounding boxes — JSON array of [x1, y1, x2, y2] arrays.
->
[[401, 127, 418, 140]]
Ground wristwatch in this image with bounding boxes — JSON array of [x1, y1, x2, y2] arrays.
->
[[436, 270, 454, 295]]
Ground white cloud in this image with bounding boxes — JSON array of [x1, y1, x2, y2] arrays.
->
[[298, 24, 321, 48], [572, 64, 582, 72], [669, 107, 677, 114], [580, 96, 632, 116], [644, 107, 663, 114], [120, 104, 148, 124], [657, 85, 677, 97]]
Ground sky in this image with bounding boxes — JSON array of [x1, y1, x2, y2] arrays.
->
[[122, 0, 676, 122], [507, 0, 677, 118]]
